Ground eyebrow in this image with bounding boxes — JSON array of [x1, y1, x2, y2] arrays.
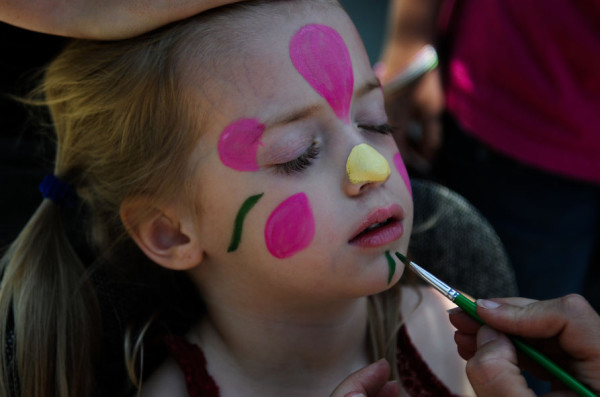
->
[[355, 78, 381, 99], [265, 78, 381, 129]]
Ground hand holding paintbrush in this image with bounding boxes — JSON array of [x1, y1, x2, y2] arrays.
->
[[449, 296, 600, 397], [395, 253, 600, 397]]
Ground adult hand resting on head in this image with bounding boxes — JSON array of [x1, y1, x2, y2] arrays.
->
[[0, 0, 245, 39], [449, 294, 600, 396], [330, 359, 399, 397]]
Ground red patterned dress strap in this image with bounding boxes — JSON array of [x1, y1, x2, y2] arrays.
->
[[162, 335, 220, 397], [396, 325, 459, 397], [163, 326, 458, 397]]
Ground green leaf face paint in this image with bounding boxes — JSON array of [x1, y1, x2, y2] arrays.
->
[[227, 193, 264, 252], [385, 250, 396, 284]]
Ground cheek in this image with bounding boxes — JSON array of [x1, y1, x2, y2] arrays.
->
[[393, 153, 412, 197], [264, 192, 315, 259]]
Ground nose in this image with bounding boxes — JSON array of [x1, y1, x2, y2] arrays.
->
[[345, 143, 390, 195]]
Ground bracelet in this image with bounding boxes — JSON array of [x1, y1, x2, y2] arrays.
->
[[376, 44, 438, 94]]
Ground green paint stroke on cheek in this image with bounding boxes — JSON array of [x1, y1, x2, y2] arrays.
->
[[385, 250, 395, 284], [227, 193, 264, 252]]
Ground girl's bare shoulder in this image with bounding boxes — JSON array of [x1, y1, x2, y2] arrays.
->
[[401, 285, 475, 396], [137, 358, 188, 397]]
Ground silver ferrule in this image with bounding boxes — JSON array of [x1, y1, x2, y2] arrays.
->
[[408, 261, 459, 301]]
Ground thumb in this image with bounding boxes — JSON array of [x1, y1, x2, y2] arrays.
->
[[330, 359, 399, 397], [465, 326, 536, 397], [475, 295, 600, 353]]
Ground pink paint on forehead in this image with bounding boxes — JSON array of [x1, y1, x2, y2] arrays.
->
[[394, 152, 412, 197], [265, 192, 315, 259], [217, 118, 265, 171], [290, 24, 354, 124]]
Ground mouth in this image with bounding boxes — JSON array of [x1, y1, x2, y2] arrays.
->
[[349, 204, 405, 248]]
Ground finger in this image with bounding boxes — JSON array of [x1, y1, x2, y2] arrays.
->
[[376, 380, 400, 397], [457, 331, 551, 381], [448, 307, 481, 334], [343, 381, 398, 397], [330, 359, 391, 397], [466, 326, 536, 397], [454, 330, 477, 360], [476, 295, 600, 359], [449, 303, 549, 375], [479, 297, 538, 307]]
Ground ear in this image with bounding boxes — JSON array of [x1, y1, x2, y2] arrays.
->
[[120, 198, 203, 271]]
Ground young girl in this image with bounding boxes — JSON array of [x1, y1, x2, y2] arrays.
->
[[0, 1, 472, 395]]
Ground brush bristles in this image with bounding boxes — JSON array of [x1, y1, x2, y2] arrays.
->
[[394, 252, 409, 266]]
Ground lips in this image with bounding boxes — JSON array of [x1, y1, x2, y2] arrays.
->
[[349, 204, 405, 248]]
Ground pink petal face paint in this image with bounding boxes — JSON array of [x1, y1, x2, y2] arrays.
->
[[218, 118, 265, 171], [265, 192, 315, 259], [290, 24, 354, 124], [393, 152, 412, 197]]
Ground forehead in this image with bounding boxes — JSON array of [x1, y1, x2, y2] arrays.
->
[[183, 2, 373, 124]]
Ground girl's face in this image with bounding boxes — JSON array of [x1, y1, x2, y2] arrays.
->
[[185, 4, 413, 306]]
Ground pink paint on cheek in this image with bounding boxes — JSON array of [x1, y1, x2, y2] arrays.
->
[[264, 192, 315, 259], [289, 24, 354, 124], [217, 118, 265, 171], [394, 153, 412, 197]]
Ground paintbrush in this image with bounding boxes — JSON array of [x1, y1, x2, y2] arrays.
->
[[395, 252, 597, 397]]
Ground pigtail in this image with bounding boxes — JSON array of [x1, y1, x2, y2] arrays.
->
[[0, 198, 100, 397], [367, 263, 422, 384]]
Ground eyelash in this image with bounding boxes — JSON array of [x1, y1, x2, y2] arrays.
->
[[275, 141, 320, 175], [272, 124, 391, 175], [358, 123, 395, 135]]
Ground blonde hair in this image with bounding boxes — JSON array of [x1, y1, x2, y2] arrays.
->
[[0, 1, 406, 395], [0, 15, 210, 397]]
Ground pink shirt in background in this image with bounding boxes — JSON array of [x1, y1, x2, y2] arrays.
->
[[443, 0, 600, 184]]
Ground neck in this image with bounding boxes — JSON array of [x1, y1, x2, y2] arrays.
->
[[191, 296, 370, 394]]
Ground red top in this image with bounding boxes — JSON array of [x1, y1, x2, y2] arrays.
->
[[163, 325, 457, 397], [442, 0, 600, 183]]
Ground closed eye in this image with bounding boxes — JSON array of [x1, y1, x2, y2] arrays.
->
[[274, 141, 320, 175], [357, 123, 395, 135]]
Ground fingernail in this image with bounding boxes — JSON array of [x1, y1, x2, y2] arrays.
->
[[477, 326, 499, 347], [477, 299, 501, 309]]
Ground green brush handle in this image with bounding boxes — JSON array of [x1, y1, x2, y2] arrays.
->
[[454, 294, 597, 397]]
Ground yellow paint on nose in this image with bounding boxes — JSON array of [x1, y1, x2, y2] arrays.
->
[[346, 143, 391, 184]]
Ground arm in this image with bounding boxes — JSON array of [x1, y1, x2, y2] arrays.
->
[[330, 359, 399, 397], [449, 295, 600, 396], [378, 0, 445, 171], [378, 0, 441, 84], [0, 0, 246, 39]]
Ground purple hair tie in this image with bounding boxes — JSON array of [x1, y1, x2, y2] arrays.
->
[[39, 174, 78, 207]]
